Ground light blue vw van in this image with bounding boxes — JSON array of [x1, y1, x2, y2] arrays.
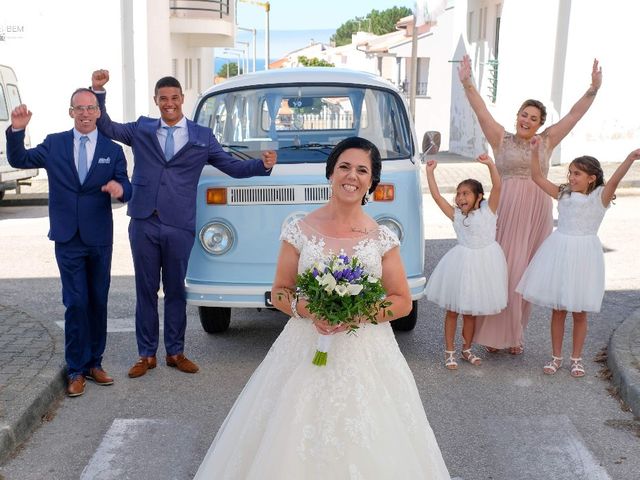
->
[[186, 68, 429, 333]]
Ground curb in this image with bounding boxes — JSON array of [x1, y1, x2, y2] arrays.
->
[[607, 307, 640, 417], [0, 313, 66, 465], [0, 196, 49, 207]]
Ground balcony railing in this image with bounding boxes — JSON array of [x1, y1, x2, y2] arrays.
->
[[399, 81, 428, 98], [486, 59, 498, 103], [170, 0, 230, 19]]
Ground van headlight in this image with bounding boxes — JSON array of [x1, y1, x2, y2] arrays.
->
[[376, 217, 404, 242], [199, 222, 234, 255]]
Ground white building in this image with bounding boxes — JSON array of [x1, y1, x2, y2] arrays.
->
[[289, 1, 639, 164], [0, 0, 236, 145]]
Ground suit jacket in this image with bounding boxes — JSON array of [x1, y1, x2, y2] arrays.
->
[[95, 92, 271, 232], [5, 128, 132, 246]]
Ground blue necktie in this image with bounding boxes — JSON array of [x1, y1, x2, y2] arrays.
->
[[164, 126, 177, 161], [78, 136, 89, 184]]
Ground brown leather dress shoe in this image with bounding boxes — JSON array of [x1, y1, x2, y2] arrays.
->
[[87, 367, 114, 386], [128, 356, 157, 378], [67, 375, 86, 397], [166, 353, 199, 373]]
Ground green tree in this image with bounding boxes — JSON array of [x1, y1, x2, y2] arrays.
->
[[217, 62, 241, 78], [331, 6, 412, 46], [297, 56, 334, 67]]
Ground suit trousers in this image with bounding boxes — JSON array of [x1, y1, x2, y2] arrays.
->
[[129, 215, 195, 357], [54, 233, 112, 377]]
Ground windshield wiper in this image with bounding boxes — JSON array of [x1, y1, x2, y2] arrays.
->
[[220, 143, 252, 160], [280, 143, 335, 153]]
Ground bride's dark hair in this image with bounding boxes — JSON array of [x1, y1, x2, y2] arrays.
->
[[325, 137, 382, 205]]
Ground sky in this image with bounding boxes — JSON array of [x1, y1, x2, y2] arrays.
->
[[227, 1, 415, 62], [237, 0, 415, 31]]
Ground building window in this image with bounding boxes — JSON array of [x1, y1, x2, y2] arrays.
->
[[197, 58, 202, 93], [184, 58, 193, 90], [172, 59, 178, 78], [479, 7, 488, 40], [417, 57, 430, 96], [467, 11, 474, 41]]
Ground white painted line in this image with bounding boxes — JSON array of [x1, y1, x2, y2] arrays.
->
[[80, 418, 199, 480], [55, 317, 198, 333], [479, 415, 611, 479]]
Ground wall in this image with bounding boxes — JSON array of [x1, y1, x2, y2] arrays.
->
[[0, 0, 124, 144], [452, 0, 640, 163]]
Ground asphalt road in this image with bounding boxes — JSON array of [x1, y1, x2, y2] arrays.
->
[[0, 195, 639, 480]]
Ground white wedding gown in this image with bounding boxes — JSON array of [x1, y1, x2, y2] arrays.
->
[[193, 220, 450, 479]]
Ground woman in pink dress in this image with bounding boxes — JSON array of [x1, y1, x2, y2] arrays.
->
[[457, 54, 602, 354]]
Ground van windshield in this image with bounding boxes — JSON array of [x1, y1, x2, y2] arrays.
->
[[195, 84, 413, 163]]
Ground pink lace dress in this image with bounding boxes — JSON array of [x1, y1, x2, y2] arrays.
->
[[193, 219, 450, 479], [473, 132, 553, 349]]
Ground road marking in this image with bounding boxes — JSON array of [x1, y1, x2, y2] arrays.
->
[[478, 415, 611, 479], [80, 418, 199, 480], [55, 317, 198, 333]]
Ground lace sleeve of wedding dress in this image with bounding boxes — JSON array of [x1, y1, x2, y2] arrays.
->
[[377, 225, 400, 256], [279, 219, 304, 252]]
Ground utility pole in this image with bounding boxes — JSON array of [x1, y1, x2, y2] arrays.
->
[[238, 0, 270, 70]]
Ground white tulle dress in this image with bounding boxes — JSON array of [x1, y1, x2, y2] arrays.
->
[[425, 202, 508, 315], [517, 186, 608, 312], [193, 219, 450, 480]]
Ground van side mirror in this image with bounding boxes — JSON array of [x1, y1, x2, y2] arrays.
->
[[422, 131, 441, 158]]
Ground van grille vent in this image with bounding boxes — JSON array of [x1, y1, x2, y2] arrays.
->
[[227, 185, 332, 205]]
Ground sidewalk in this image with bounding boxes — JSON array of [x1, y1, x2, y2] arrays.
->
[[1, 153, 639, 464], [0, 304, 65, 465]]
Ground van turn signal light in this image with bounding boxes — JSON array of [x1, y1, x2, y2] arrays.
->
[[373, 183, 394, 201], [206, 188, 227, 205]]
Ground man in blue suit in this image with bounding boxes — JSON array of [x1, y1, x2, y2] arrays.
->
[[6, 89, 132, 397], [91, 70, 277, 378]]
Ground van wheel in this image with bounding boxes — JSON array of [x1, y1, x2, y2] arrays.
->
[[199, 306, 231, 333], [0, 191, 5, 201], [391, 301, 418, 331]]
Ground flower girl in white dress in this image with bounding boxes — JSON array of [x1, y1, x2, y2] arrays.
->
[[517, 136, 640, 377], [425, 155, 508, 369], [193, 137, 451, 479]]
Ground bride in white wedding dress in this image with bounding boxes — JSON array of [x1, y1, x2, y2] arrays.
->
[[193, 137, 450, 479]]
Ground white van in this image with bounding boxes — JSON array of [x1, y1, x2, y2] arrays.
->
[[0, 65, 37, 200]]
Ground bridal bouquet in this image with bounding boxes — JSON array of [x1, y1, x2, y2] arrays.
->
[[295, 253, 392, 366]]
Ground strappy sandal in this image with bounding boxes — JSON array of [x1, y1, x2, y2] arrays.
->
[[543, 356, 563, 375], [444, 350, 458, 370], [461, 348, 482, 366], [570, 357, 585, 378], [509, 345, 524, 355], [485, 346, 500, 353]]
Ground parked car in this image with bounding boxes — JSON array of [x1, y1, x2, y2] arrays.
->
[[0, 65, 37, 201], [186, 67, 433, 333]]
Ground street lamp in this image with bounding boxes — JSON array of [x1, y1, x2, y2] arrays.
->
[[238, 0, 270, 70], [237, 41, 250, 73], [223, 48, 245, 75], [237, 26, 257, 72]]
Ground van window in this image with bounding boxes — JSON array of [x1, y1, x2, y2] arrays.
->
[[0, 85, 8, 121], [6, 84, 22, 111], [195, 84, 412, 164]]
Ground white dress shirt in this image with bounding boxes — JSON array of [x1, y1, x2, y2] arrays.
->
[[157, 116, 189, 158], [73, 128, 98, 174]]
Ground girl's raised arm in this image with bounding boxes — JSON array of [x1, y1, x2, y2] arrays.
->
[[601, 148, 640, 206], [530, 136, 560, 198], [425, 160, 455, 220], [476, 154, 501, 213]]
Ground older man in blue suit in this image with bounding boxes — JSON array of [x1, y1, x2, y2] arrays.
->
[[6, 89, 132, 397], [91, 70, 277, 378]]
